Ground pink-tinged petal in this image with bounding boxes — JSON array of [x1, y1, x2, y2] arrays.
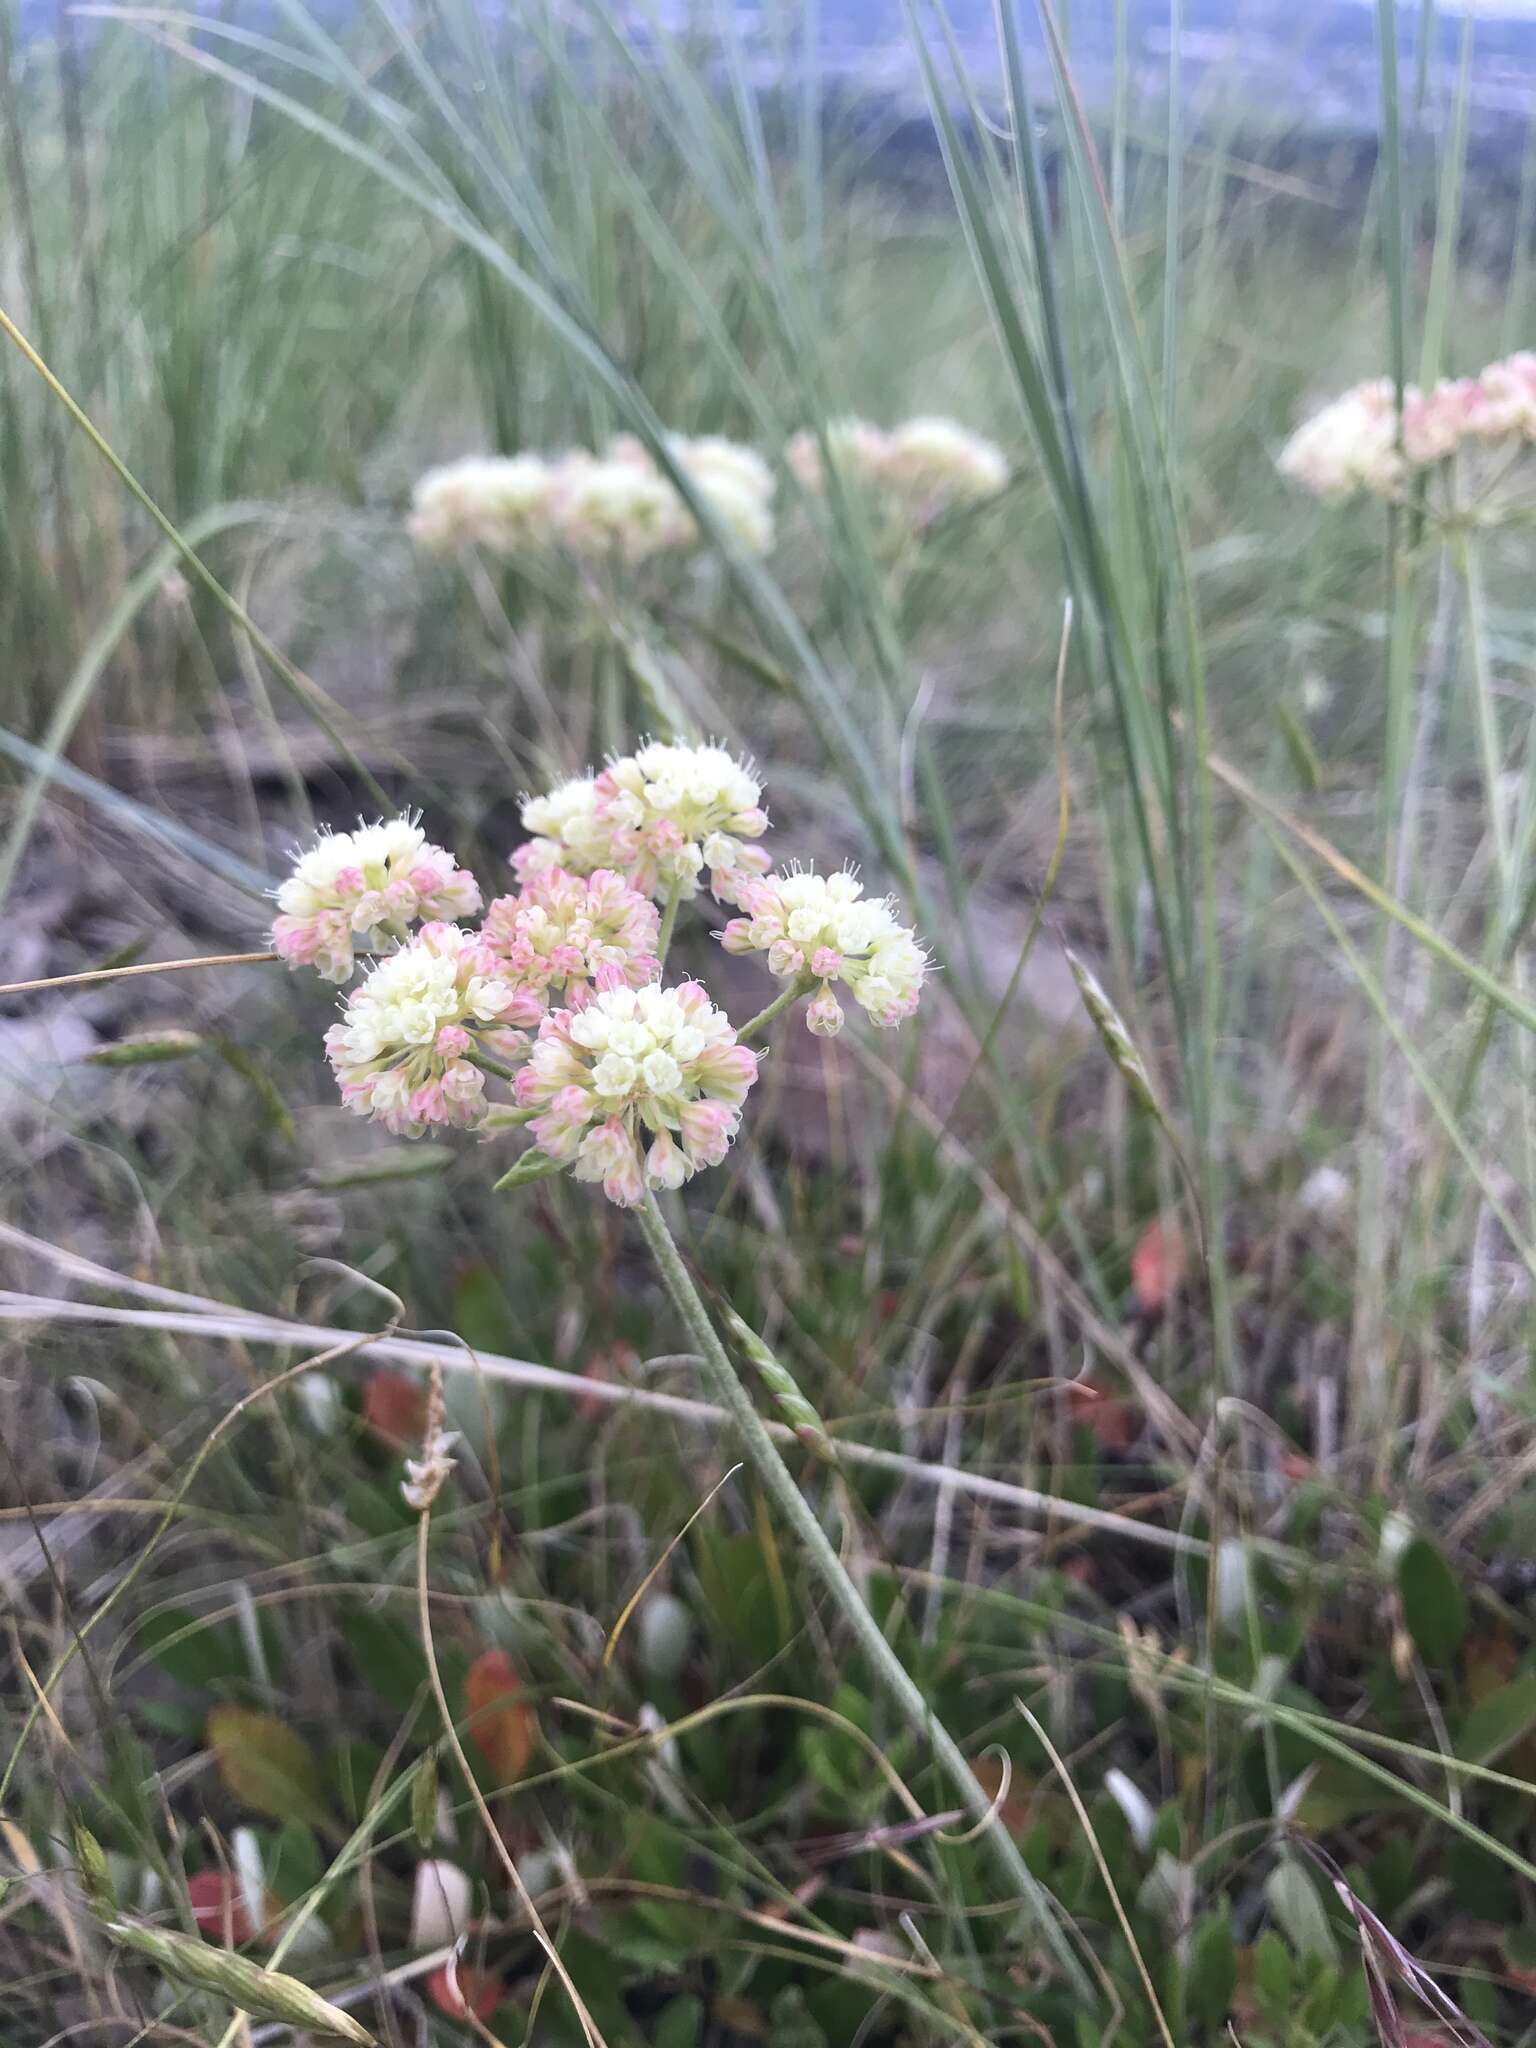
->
[[645, 1126, 688, 1190]]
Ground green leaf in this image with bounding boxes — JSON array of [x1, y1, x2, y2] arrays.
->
[[1189, 1911, 1236, 2031], [206, 1706, 330, 1829], [137, 1607, 244, 1689], [1456, 1676, 1536, 1766], [1265, 1857, 1338, 1965], [211, 1036, 296, 1140], [342, 1607, 428, 1711], [655, 1998, 703, 2048], [1253, 1931, 1294, 2021], [1295, 1756, 1407, 1832], [1398, 1537, 1467, 1667]]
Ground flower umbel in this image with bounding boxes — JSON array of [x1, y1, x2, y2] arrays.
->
[[481, 867, 660, 1004], [325, 923, 543, 1137], [272, 818, 481, 984], [722, 867, 929, 1034], [515, 982, 757, 1205], [409, 455, 558, 553], [594, 741, 770, 904], [787, 416, 1007, 524]]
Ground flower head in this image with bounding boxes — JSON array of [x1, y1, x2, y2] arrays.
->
[[409, 455, 558, 553], [787, 418, 893, 493], [272, 818, 481, 983], [515, 981, 757, 1205], [481, 867, 660, 1004], [1466, 352, 1536, 442], [880, 416, 1009, 514], [722, 867, 929, 1032], [594, 740, 770, 904], [325, 923, 543, 1137], [551, 452, 692, 563], [512, 775, 626, 884], [1277, 379, 1405, 501], [668, 435, 777, 555]]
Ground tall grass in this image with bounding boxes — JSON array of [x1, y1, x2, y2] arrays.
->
[[6, 1, 1536, 2042]]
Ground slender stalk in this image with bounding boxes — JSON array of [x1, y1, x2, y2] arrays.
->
[[655, 879, 685, 970], [735, 976, 809, 1044], [0, 951, 278, 999], [465, 1047, 524, 1086], [630, 1187, 1093, 1998]]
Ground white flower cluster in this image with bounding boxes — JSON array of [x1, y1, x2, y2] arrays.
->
[[1279, 353, 1536, 502], [515, 981, 758, 1206], [409, 431, 776, 566], [787, 415, 1009, 521], [324, 923, 542, 1138], [721, 867, 930, 1035], [514, 741, 770, 906], [274, 758, 929, 1203], [271, 817, 481, 984]]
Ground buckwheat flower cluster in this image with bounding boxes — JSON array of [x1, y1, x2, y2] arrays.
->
[[480, 868, 660, 1005], [515, 982, 758, 1205], [513, 743, 770, 906], [1276, 379, 1406, 501], [595, 741, 770, 903], [667, 434, 777, 555], [880, 416, 1011, 511], [551, 449, 693, 564], [722, 867, 929, 1035], [325, 923, 544, 1138], [1279, 353, 1536, 503], [512, 777, 622, 883], [409, 431, 776, 566], [409, 455, 558, 553], [787, 416, 1008, 521], [272, 819, 482, 984]]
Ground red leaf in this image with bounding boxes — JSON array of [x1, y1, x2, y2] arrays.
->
[[464, 1650, 537, 1786], [577, 1343, 637, 1423], [363, 1370, 427, 1451], [1062, 1377, 1136, 1452], [1131, 1218, 1186, 1313], [427, 1962, 503, 2022], [186, 1871, 255, 1945]]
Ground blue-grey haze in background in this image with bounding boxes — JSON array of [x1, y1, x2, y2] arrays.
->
[[22, 0, 1536, 139]]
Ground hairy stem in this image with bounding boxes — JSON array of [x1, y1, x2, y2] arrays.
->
[[735, 975, 810, 1044], [655, 879, 685, 970], [632, 1187, 1092, 1997]]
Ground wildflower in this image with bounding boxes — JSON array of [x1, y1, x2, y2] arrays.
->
[[721, 867, 929, 1033], [1277, 379, 1405, 500], [551, 452, 691, 564], [515, 981, 757, 1206], [1467, 351, 1536, 442], [669, 434, 777, 555], [881, 416, 1009, 513], [271, 818, 481, 984], [594, 740, 770, 904], [409, 454, 557, 553], [480, 867, 660, 1004], [786, 417, 893, 493], [512, 775, 627, 883], [1402, 378, 1481, 466], [325, 923, 543, 1137]]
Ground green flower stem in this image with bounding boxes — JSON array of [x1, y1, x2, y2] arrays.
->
[[466, 1047, 524, 1086], [735, 976, 810, 1045], [632, 1186, 1092, 1998], [656, 880, 685, 970]]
